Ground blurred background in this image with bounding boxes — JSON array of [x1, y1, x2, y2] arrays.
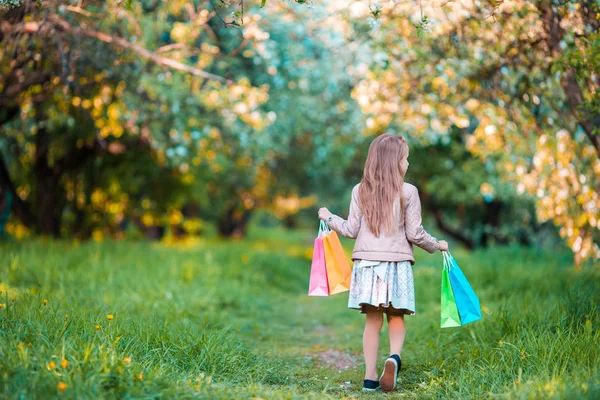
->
[[0, 0, 598, 265], [1, 1, 599, 399]]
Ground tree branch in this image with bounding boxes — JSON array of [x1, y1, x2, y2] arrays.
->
[[65, 5, 97, 18], [539, 3, 600, 157], [418, 190, 475, 249], [562, 67, 600, 157], [54, 136, 151, 172], [225, 37, 249, 58], [431, 208, 476, 250], [209, 0, 243, 27], [10, 16, 233, 84], [53, 140, 101, 172], [0, 71, 51, 105]]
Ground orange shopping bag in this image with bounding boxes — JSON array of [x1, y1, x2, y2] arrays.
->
[[322, 227, 352, 295]]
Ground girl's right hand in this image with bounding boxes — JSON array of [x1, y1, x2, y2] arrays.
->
[[318, 207, 333, 221], [439, 240, 449, 252]]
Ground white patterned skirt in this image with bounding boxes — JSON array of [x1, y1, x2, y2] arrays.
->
[[348, 260, 416, 316]]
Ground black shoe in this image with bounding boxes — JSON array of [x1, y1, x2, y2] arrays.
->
[[380, 354, 401, 392], [391, 354, 402, 375], [362, 379, 380, 392]]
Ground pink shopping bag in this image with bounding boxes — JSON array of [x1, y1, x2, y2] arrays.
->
[[308, 222, 329, 296]]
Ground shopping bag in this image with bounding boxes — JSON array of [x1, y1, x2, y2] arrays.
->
[[445, 252, 482, 325], [441, 257, 462, 328], [322, 225, 352, 295], [308, 222, 329, 296]]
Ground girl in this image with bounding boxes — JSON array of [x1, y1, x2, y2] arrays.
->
[[318, 134, 448, 393]]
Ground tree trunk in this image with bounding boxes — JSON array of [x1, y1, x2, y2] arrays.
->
[[284, 214, 297, 230], [480, 200, 506, 247], [420, 192, 475, 249], [171, 225, 187, 238], [561, 68, 600, 157], [217, 206, 252, 238], [516, 228, 532, 247], [131, 215, 165, 240], [431, 209, 476, 250], [573, 228, 588, 270], [540, 2, 600, 158], [33, 116, 63, 237], [0, 103, 36, 229], [0, 190, 11, 235], [34, 172, 62, 237]]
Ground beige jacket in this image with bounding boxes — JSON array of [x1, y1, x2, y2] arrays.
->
[[327, 183, 440, 264]]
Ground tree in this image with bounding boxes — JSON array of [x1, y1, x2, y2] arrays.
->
[[150, 1, 366, 236], [351, 0, 600, 265], [0, 0, 364, 238], [0, 0, 268, 237]]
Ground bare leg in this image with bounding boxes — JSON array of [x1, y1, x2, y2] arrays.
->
[[387, 314, 406, 356], [363, 308, 384, 381]]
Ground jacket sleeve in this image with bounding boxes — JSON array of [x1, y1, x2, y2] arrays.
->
[[404, 186, 440, 253], [327, 185, 362, 239]]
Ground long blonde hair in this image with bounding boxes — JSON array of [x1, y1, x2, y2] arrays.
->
[[358, 133, 409, 237]]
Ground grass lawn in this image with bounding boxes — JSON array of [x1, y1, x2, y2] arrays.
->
[[0, 227, 599, 399]]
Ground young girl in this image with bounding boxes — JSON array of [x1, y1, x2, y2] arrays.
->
[[318, 133, 448, 393]]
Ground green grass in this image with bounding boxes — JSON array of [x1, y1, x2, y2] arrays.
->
[[0, 228, 599, 399]]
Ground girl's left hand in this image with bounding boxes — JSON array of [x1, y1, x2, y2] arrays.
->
[[318, 207, 333, 221], [438, 240, 449, 252]]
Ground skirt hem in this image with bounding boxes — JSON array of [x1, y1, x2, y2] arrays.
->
[[349, 301, 415, 316]]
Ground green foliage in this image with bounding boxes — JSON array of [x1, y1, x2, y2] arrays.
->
[[557, 29, 600, 136], [0, 0, 365, 238], [408, 129, 542, 248], [1, 0, 597, 263], [413, 15, 430, 39], [350, 0, 600, 263], [0, 230, 598, 398], [0, 0, 25, 8]]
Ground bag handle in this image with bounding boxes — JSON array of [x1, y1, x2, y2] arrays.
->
[[318, 220, 331, 238], [443, 251, 458, 270], [442, 251, 453, 270]]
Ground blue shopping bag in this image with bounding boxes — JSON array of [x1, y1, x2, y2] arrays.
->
[[444, 252, 481, 325]]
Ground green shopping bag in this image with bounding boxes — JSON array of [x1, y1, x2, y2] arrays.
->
[[441, 260, 462, 328]]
